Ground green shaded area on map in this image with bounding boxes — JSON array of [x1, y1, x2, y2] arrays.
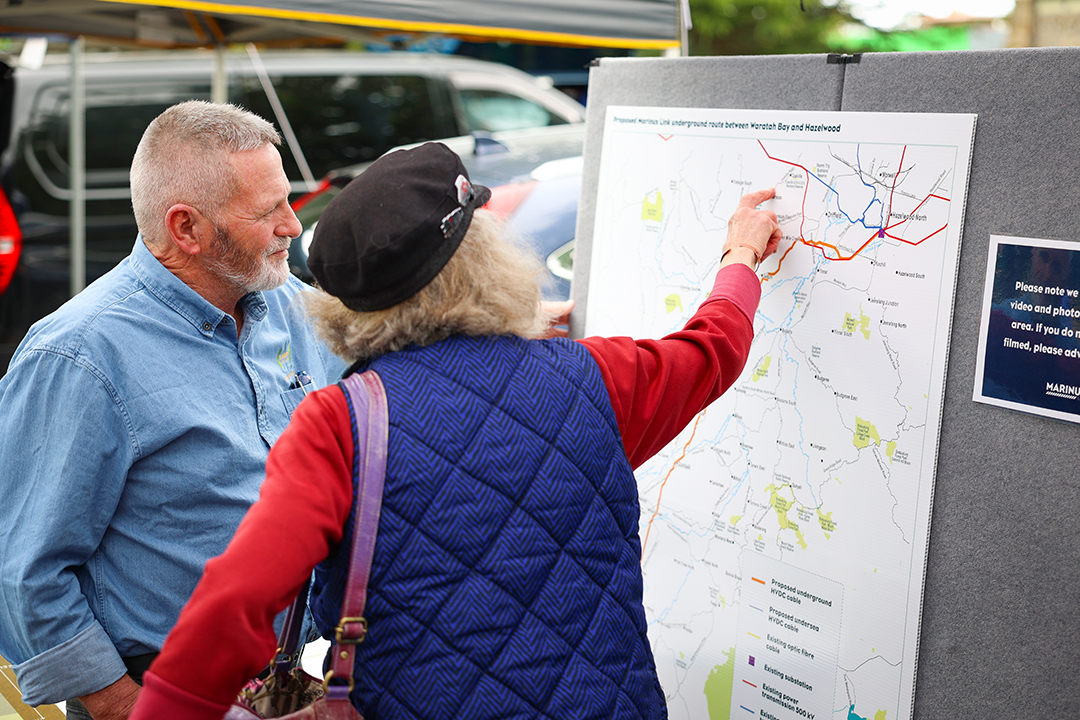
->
[[842, 307, 873, 339], [703, 647, 736, 720], [853, 416, 881, 449], [817, 508, 837, 536], [752, 355, 771, 382], [642, 192, 664, 222], [666, 294, 684, 314], [766, 483, 807, 549]]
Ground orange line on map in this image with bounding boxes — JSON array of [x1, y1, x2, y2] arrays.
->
[[764, 237, 800, 280], [756, 140, 950, 282], [762, 209, 950, 281], [641, 410, 706, 555], [751, 576, 766, 584]]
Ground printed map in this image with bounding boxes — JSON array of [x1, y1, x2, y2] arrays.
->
[[583, 107, 976, 720]]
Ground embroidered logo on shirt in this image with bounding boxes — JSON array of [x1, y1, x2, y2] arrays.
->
[[277, 344, 294, 377]]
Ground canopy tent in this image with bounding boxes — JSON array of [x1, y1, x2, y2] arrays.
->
[[0, 0, 685, 298], [0, 0, 683, 50]]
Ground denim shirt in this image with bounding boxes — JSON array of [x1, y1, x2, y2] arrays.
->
[[0, 239, 343, 705]]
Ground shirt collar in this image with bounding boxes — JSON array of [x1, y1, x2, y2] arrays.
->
[[128, 237, 267, 336]]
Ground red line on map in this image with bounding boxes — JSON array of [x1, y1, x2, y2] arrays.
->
[[641, 410, 706, 556], [659, 134, 673, 141], [755, 141, 951, 278], [885, 144, 907, 230], [757, 139, 809, 238]]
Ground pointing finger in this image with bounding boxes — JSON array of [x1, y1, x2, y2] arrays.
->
[[739, 188, 776, 209]]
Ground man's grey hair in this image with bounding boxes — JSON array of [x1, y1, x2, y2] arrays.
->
[[130, 100, 282, 245]]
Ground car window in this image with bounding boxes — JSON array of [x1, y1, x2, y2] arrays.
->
[[235, 74, 454, 180], [15, 81, 210, 209], [457, 88, 568, 133]]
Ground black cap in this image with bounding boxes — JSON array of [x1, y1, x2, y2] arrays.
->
[[307, 142, 491, 311]]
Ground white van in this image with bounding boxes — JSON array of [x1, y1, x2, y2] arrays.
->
[[0, 49, 585, 369]]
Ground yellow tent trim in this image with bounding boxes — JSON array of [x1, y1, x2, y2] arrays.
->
[[100, 0, 680, 49]]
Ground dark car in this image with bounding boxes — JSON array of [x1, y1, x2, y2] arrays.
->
[[0, 50, 585, 372], [290, 124, 583, 301]]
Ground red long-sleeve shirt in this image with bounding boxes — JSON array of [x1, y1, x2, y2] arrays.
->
[[131, 262, 761, 720]]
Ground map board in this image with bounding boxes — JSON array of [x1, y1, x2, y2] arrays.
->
[[582, 106, 977, 720]]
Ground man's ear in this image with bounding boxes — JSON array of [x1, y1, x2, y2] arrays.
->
[[164, 204, 208, 256]]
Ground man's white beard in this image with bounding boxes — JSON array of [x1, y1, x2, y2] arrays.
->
[[205, 224, 291, 295]]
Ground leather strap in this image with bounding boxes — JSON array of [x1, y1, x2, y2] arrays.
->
[[266, 370, 387, 696], [328, 370, 388, 688], [271, 575, 311, 678]]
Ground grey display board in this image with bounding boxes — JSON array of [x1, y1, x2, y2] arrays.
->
[[572, 49, 1080, 719]]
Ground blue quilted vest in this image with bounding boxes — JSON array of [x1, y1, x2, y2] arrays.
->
[[310, 333, 667, 720]]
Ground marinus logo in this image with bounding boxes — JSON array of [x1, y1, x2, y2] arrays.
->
[[1045, 382, 1079, 401]]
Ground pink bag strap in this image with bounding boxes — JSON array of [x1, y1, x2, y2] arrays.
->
[[327, 370, 388, 691]]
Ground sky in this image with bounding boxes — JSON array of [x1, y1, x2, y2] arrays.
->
[[836, 0, 1017, 29]]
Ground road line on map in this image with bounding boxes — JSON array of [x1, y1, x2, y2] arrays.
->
[[757, 139, 952, 278], [885, 144, 907, 234], [757, 139, 810, 239]]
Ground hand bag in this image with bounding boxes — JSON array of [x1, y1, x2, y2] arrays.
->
[[225, 370, 388, 720]]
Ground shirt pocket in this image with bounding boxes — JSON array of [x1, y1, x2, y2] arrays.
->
[[281, 386, 308, 417]]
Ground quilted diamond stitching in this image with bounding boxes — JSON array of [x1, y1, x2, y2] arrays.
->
[[318, 335, 665, 719]]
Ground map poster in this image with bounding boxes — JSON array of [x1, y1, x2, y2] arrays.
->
[[582, 106, 977, 720], [974, 234, 1080, 423]]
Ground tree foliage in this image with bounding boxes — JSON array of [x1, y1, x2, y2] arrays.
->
[[688, 0, 853, 56]]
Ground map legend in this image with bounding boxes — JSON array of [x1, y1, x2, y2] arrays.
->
[[731, 552, 843, 720]]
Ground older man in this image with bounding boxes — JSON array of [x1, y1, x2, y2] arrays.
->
[[0, 101, 342, 719]]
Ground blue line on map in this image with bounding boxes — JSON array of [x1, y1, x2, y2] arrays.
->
[[663, 511, 714, 542], [741, 256, 826, 511], [647, 192, 717, 290], [803, 145, 888, 241], [750, 271, 828, 512], [777, 334, 820, 509], [716, 468, 751, 517], [739, 706, 756, 715], [646, 565, 694, 625], [855, 144, 887, 233]]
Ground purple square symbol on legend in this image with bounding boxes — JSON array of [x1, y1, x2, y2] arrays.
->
[[748, 656, 755, 666]]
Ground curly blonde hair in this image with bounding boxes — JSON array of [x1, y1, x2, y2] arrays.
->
[[304, 210, 555, 361]]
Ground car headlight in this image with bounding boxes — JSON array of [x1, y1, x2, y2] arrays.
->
[[546, 239, 574, 281], [300, 222, 317, 259]]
